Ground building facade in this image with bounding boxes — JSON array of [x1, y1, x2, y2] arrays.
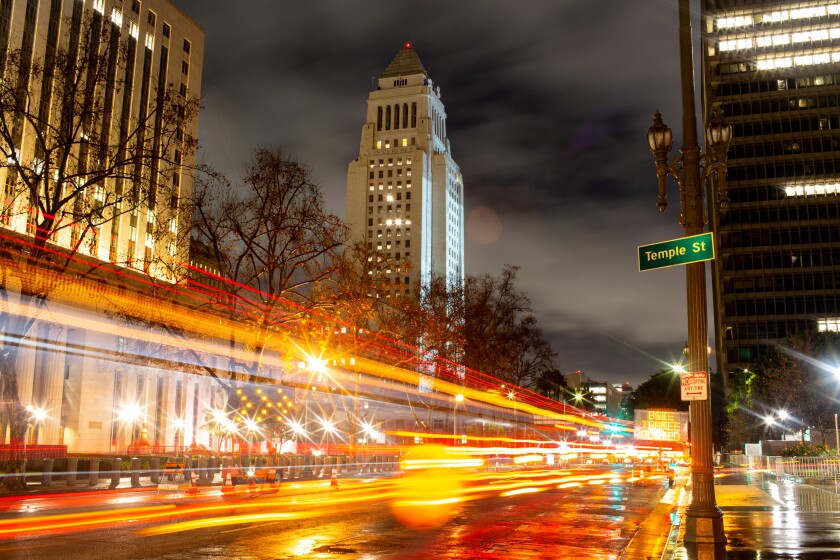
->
[[1, 0, 207, 454], [0, 0, 202, 279], [346, 45, 465, 297], [702, 0, 840, 389]]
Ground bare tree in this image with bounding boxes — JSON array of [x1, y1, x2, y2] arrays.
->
[[0, 10, 199, 490], [463, 266, 555, 387], [395, 266, 557, 388], [190, 147, 347, 446]]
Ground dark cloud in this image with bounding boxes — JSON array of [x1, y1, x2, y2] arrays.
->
[[176, 0, 707, 386]]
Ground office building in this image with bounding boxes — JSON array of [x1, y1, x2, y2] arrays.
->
[[346, 44, 465, 297], [0, 0, 202, 280], [702, 0, 840, 389], [2, 0, 208, 454]]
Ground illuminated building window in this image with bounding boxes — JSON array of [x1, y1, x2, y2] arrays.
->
[[716, 15, 753, 29], [376, 140, 381, 149], [819, 318, 840, 332], [785, 183, 840, 197]]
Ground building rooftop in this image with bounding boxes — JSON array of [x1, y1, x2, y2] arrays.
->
[[380, 43, 428, 79]]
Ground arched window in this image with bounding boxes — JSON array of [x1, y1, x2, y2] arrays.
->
[[377, 106, 382, 131], [385, 105, 391, 130], [411, 103, 417, 128], [394, 104, 400, 129], [403, 104, 409, 128]]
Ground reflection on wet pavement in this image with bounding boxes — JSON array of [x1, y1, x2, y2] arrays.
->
[[673, 470, 840, 560]]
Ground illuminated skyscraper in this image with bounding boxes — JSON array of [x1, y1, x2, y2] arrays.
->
[[702, 1, 840, 388], [346, 44, 465, 297]]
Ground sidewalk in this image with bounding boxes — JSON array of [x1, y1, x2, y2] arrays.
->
[[661, 468, 840, 559]]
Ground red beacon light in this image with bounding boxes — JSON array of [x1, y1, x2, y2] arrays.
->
[[405, 42, 411, 49]]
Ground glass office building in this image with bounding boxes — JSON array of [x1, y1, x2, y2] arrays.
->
[[702, 0, 840, 389]]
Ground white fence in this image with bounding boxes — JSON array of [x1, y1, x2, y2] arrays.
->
[[726, 455, 840, 481]]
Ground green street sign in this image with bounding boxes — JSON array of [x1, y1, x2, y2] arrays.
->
[[638, 232, 714, 272]]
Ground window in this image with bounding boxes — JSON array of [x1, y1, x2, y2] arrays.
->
[[163, 22, 170, 38], [179, 82, 187, 96], [132, 0, 140, 14], [183, 38, 191, 54], [147, 10, 155, 26], [182, 60, 189, 75]]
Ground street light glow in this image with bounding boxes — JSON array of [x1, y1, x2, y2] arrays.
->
[[25, 405, 48, 422], [117, 403, 143, 423]]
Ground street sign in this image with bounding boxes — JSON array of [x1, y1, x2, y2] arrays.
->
[[680, 371, 708, 401], [633, 409, 689, 442], [638, 232, 714, 272]]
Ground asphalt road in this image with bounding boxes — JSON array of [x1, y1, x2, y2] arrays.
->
[[0, 468, 672, 559]]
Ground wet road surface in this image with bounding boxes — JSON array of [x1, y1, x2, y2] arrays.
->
[[0, 468, 673, 559]]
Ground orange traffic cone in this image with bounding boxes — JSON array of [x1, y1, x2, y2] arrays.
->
[[330, 467, 339, 488]]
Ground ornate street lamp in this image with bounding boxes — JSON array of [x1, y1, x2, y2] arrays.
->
[[645, 0, 731, 548]]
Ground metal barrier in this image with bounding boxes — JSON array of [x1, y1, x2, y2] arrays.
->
[[764, 456, 840, 481]]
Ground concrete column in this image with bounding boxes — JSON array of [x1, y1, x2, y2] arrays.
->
[[130, 457, 141, 487], [34, 324, 66, 445], [66, 457, 78, 486], [197, 456, 207, 483], [109, 457, 121, 489], [150, 457, 160, 484], [16, 325, 37, 407], [41, 458, 54, 486], [88, 458, 100, 486]]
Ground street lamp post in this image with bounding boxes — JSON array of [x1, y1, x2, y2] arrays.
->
[[646, 0, 731, 547]]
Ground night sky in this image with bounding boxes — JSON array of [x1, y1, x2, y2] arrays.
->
[[174, 0, 712, 386]]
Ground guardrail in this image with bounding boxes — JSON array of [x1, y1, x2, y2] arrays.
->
[[765, 456, 840, 481]]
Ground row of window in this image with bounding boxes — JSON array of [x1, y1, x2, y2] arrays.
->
[[375, 138, 414, 149], [724, 295, 840, 317], [725, 183, 840, 203], [717, 26, 840, 53], [721, 225, 840, 248], [722, 93, 840, 118], [368, 193, 411, 202], [376, 103, 417, 131], [370, 168, 412, 179], [722, 271, 840, 294], [368, 205, 411, 214], [727, 158, 840, 181], [711, 72, 840, 96], [714, 5, 840, 31], [721, 201, 840, 225], [367, 233, 411, 247], [369, 182, 411, 191], [369, 157, 413, 167], [728, 136, 840, 160], [730, 115, 836, 139], [721, 247, 840, 271]]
